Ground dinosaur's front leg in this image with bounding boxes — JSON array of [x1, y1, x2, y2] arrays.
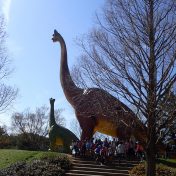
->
[[81, 127, 94, 140], [77, 115, 96, 140], [49, 140, 56, 151]]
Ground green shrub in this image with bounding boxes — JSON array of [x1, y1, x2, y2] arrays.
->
[[156, 164, 176, 176], [129, 163, 176, 176], [0, 156, 71, 176], [129, 163, 145, 176], [16, 133, 49, 151]]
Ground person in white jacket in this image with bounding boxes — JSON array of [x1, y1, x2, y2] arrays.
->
[[116, 141, 125, 163]]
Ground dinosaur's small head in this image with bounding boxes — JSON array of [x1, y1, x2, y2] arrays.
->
[[52, 29, 62, 42], [50, 98, 55, 104]]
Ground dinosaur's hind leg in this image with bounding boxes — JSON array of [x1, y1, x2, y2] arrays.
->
[[116, 126, 131, 141]]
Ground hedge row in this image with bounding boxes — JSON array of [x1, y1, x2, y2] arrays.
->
[[129, 163, 176, 176], [0, 156, 71, 176]]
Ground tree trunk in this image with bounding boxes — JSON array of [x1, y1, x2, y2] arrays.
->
[[146, 1, 157, 175], [146, 139, 156, 176]]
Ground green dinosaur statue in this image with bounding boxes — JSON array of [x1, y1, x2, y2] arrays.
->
[[48, 98, 78, 152]]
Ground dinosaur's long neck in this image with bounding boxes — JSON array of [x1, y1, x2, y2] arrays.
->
[[49, 101, 56, 127], [58, 36, 82, 105]]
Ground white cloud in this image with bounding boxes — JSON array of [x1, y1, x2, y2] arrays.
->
[[0, 0, 12, 24]]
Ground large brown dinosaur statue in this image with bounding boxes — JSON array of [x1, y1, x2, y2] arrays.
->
[[52, 30, 146, 143]]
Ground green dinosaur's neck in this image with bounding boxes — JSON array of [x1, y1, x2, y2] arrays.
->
[[50, 99, 56, 127]]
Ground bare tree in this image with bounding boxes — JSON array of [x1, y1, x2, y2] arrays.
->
[[0, 125, 7, 136], [72, 64, 89, 88], [69, 118, 82, 139], [159, 91, 176, 143], [0, 16, 18, 112], [73, 0, 176, 175], [11, 105, 65, 137]]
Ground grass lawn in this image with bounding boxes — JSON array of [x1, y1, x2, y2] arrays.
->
[[159, 158, 176, 163], [157, 158, 176, 168], [0, 149, 67, 169]]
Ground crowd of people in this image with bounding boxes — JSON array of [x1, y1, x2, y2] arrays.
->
[[70, 138, 144, 165]]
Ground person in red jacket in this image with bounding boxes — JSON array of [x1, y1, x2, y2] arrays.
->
[[135, 142, 144, 161]]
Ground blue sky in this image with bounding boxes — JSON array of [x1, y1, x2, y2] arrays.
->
[[0, 0, 105, 128]]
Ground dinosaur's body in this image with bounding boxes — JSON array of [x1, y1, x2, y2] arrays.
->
[[48, 98, 78, 152], [52, 30, 146, 143]]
